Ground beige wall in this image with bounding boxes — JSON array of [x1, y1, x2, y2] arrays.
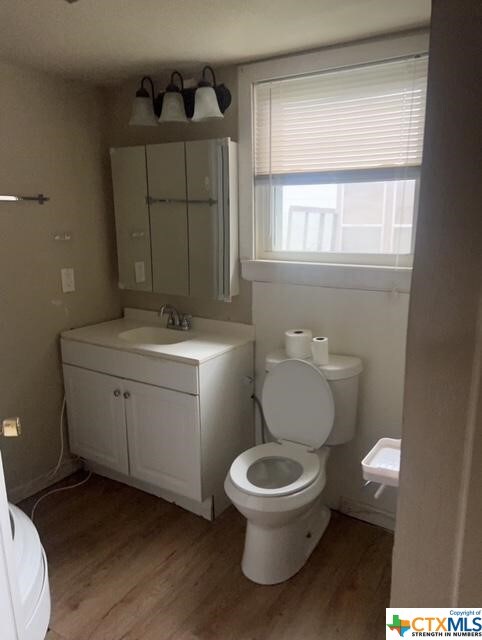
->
[[253, 282, 409, 528], [103, 66, 252, 324], [391, 0, 482, 605], [0, 61, 121, 496]]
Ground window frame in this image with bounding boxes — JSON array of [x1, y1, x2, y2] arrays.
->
[[238, 30, 429, 289]]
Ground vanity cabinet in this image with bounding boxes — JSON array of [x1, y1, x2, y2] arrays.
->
[[61, 319, 254, 520], [110, 137, 239, 301], [63, 366, 202, 501]]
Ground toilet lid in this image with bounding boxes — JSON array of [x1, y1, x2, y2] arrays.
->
[[262, 359, 335, 449]]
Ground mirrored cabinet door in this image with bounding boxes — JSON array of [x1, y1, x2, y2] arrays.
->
[[186, 139, 239, 301], [110, 146, 152, 291], [186, 139, 219, 299], [147, 142, 189, 297]]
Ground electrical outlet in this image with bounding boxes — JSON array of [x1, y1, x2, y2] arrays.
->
[[61, 267, 75, 293]]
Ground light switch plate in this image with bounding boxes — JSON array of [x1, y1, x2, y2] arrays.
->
[[134, 261, 146, 284], [61, 267, 75, 292]]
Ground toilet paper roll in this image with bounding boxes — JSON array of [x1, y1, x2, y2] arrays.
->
[[284, 329, 313, 358], [311, 336, 329, 365]]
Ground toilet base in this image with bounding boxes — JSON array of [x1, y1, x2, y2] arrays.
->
[[241, 500, 331, 585]]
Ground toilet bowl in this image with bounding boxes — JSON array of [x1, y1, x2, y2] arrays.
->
[[225, 351, 362, 585]]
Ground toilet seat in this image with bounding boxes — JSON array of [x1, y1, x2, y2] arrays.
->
[[262, 359, 335, 449], [229, 442, 321, 497]]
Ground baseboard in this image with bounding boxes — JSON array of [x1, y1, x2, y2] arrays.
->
[[7, 458, 82, 504], [338, 496, 396, 531]]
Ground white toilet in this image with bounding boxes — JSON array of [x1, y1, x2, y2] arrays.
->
[[225, 350, 362, 585]]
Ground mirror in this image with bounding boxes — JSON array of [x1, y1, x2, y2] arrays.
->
[[110, 137, 238, 301]]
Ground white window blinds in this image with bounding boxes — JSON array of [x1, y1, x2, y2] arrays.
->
[[254, 55, 428, 178]]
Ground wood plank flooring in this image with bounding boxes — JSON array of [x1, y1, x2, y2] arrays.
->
[[22, 473, 392, 640]]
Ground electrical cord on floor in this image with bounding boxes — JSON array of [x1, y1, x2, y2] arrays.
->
[[31, 471, 92, 523], [46, 395, 67, 480], [252, 393, 269, 444], [44, 393, 81, 480], [30, 393, 89, 523]]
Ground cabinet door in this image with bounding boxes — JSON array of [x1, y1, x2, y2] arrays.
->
[[186, 139, 239, 301], [223, 139, 240, 300], [186, 139, 220, 299], [124, 380, 201, 501], [147, 143, 189, 296], [110, 146, 152, 291], [63, 365, 129, 474]]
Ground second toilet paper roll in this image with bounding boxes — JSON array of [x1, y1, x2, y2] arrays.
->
[[311, 336, 329, 365], [284, 329, 313, 358]]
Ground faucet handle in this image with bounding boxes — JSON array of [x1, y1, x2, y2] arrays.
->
[[158, 304, 166, 319], [159, 304, 176, 326], [180, 314, 193, 331]]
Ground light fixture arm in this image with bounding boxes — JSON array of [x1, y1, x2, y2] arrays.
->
[[201, 65, 217, 87], [129, 75, 160, 125], [140, 76, 156, 111], [169, 71, 184, 92]]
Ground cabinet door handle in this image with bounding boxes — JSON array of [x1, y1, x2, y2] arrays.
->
[[113, 389, 121, 397], [123, 391, 131, 399]]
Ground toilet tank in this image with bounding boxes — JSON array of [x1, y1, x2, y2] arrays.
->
[[265, 350, 362, 446]]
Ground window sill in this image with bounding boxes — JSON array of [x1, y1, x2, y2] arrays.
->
[[241, 259, 412, 293]]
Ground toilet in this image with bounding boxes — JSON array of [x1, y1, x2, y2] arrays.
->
[[225, 349, 362, 585]]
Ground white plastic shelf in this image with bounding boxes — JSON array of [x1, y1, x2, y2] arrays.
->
[[362, 437, 401, 489]]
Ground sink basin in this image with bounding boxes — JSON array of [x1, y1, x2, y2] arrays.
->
[[118, 326, 192, 346]]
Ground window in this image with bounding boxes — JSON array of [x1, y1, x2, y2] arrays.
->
[[253, 54, 428, 267]]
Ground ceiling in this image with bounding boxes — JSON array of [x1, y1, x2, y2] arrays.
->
[[0, 1, 431, 85]]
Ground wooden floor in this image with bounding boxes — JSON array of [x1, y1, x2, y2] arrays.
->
[[22, 473, 393, 640]]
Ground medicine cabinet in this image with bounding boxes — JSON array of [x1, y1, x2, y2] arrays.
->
[[110, 138, 238, 301]]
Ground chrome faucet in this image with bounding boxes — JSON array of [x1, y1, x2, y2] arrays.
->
[[159, 304, 192, 331]]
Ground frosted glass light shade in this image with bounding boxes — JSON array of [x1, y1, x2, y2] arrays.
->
[[129, 96, 158, 126], [192, 86, 223, 121], [159, 92, 188, 123]]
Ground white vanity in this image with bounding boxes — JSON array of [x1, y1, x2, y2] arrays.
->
[[61, 309, 254, 520]]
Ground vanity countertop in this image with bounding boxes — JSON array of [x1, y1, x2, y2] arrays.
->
[[61, 308, 255, 365]]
